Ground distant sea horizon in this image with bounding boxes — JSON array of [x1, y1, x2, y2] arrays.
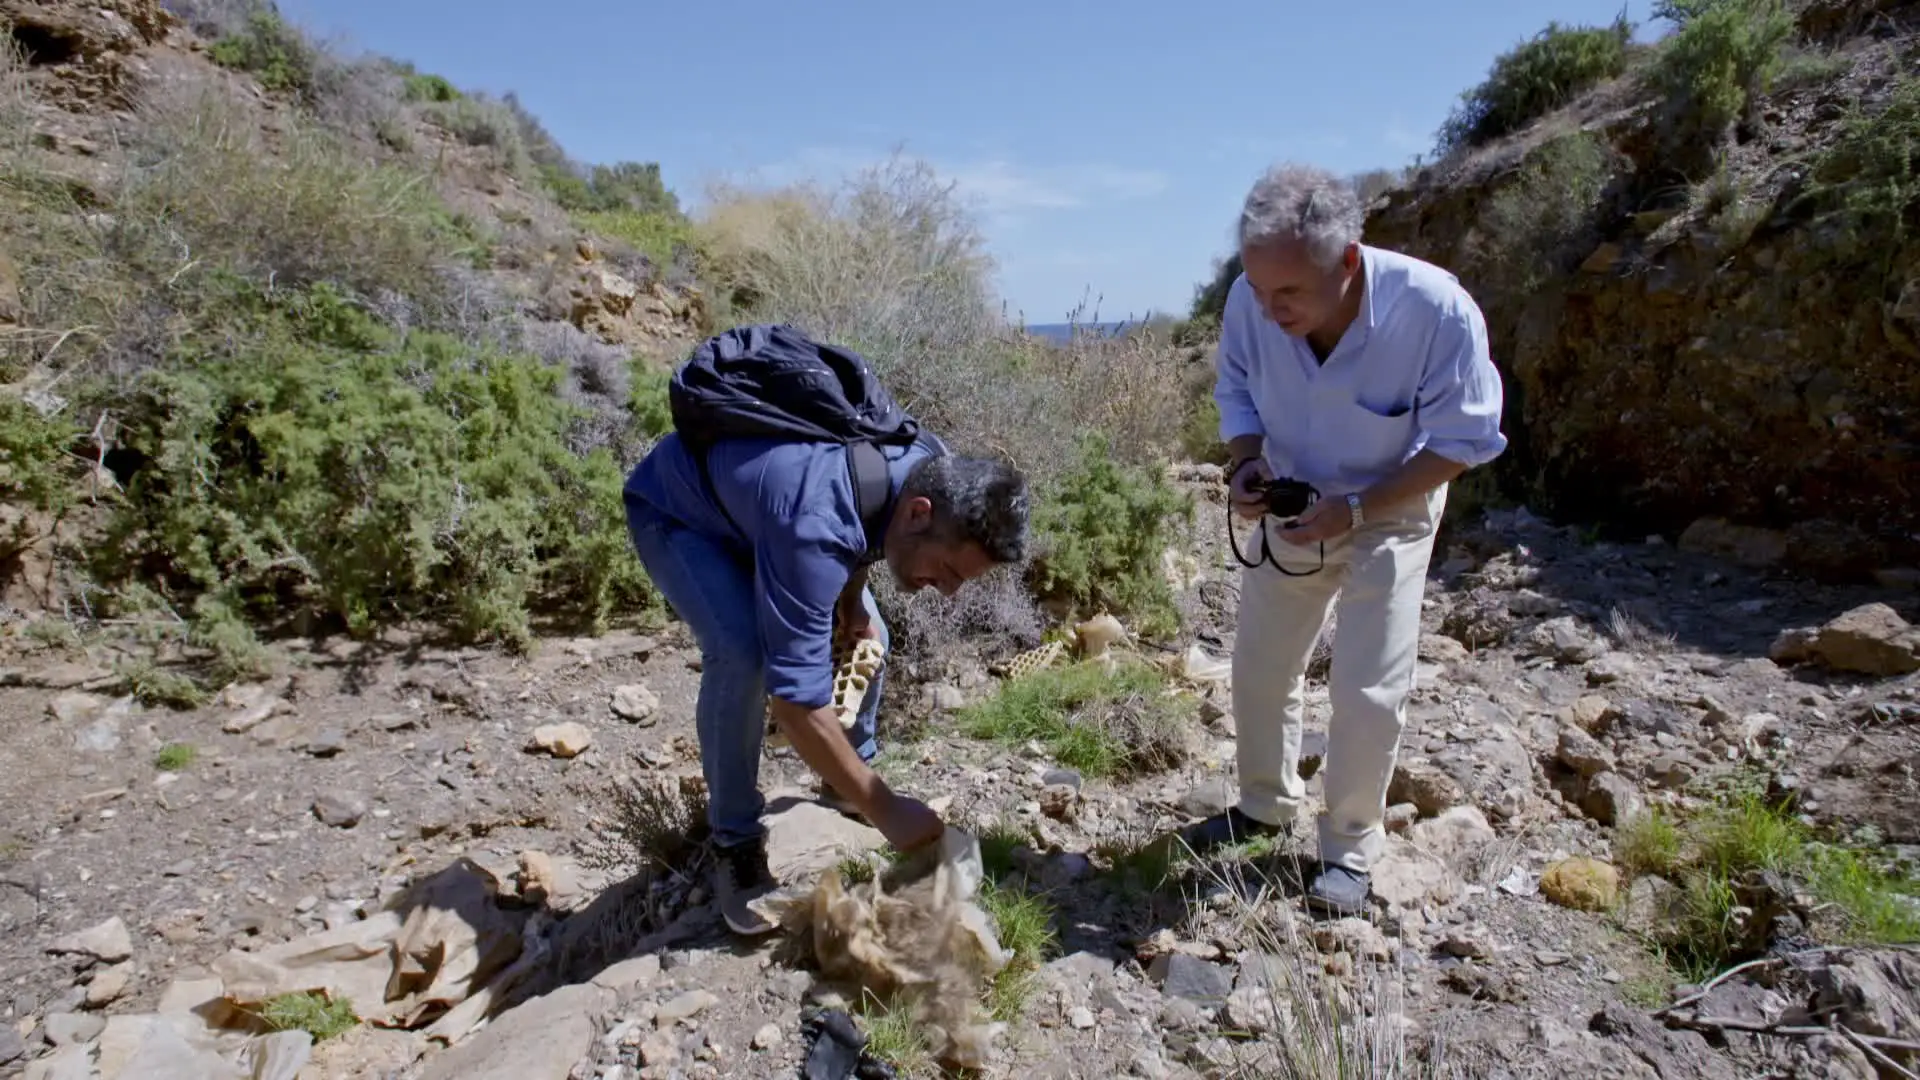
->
[[1019, 320, 1142, 343]]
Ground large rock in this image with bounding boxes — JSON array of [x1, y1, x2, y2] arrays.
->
[[0, 0, 169, 103], [762, 791, 884, 882], [1386, 761, 1466, 818], [48, 916, 133, 963], [1539, 857, 1619, 912], [416, 982, 610, 1080], [1773, 603, 1920, 677], [1363, 96, 1920, 568]]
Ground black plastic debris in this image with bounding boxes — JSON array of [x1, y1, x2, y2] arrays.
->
[[799, 1005, 898, 1080]]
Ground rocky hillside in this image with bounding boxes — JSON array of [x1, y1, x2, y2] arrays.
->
[[1, 2, 1916, 1080], [1363, 0, 1920, 582]]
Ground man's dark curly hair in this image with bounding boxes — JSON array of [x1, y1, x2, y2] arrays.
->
[[901, 454, 1029, 563]]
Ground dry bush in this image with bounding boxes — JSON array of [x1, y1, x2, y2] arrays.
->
[[159, 0, 265, 40], [0, 21, 31, 158], [579, 773, 711, 879], [1191, 858, 1455, 1079], [122, 78, 452, 302], [516, 318, 636, 459], [875, 564, 1043, 673]]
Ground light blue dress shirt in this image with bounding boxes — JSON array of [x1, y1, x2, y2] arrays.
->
[[1214, 244, 1509, 495]]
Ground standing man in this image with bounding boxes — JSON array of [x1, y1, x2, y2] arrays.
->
[[1183, 163, 1507, 916], [624, 324, 1031, 936]]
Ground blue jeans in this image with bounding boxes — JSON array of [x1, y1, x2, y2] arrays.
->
[[625, 498, 887, 849]]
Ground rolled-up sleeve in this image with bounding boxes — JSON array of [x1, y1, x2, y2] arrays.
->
[[755, 511, 852, 709], [1416, 299, 1509, 468], [1213, 278, 1266, 443]]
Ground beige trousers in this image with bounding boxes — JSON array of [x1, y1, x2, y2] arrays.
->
[[1231, 483, 1447, 873]]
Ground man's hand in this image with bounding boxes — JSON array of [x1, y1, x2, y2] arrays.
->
[[1277, 493, 1356, 545], [1228, 456, 1275, 521], [867, 789, 945, 852], [768, 697, 943, 851]]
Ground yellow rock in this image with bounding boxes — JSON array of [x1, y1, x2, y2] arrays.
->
[[1540, 856, 1619, 912]]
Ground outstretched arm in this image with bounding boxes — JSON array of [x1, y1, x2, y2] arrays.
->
[[757, 518, 937, 850]]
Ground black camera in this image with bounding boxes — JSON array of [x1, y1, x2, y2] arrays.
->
[[1251, 476, 1320, 520]]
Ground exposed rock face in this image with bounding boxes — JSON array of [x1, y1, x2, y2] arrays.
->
[[0, 0, 171, 103], [552, 239, 705, 352], [1362, 3, 1920, 575]]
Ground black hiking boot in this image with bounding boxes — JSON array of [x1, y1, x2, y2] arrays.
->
[[1177, 806, 1286, 856], [714, 836, 779, 936]]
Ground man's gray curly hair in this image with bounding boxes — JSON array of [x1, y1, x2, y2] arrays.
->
[[1237, 163, 1364, 269]]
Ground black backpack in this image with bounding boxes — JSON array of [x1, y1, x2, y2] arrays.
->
[[667, 323, 927, 557]]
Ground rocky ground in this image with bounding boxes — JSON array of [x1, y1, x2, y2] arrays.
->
[[1, 473, 1916, 1080]]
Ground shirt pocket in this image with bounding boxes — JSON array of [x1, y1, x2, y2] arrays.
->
[[1337, 399, 1419, 468]]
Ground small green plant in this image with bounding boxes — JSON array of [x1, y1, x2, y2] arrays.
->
[[402, 72, 459, 103], [854, 995, 934, 1076], [1616, 809, 1685, 877], [23, 618, 82, 650], [1026, 434, 1193, 640], [1622, 789, 1920, 980], [207, 11, 318, 96], [979, 880, 1055, 1022], [1773, 45, 1850, 91], [956, 660, 1194, 779], [974, 821, 1028, 883], [154, 743, 198, 771], [1647, 0, 1794, 140], [1095, 829, 1188, 891], [258, 991, 357, 1042], [1438, 17, 1635, 153], [122, 663, 208, 710]]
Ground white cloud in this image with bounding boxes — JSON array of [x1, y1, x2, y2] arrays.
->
[[744, 146, 1168, 217]]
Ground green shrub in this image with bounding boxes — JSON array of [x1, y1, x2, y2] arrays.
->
[[1026, 434, 1192, 639], [0, 395, 77, 515], [1177, 361, 1228, 466], [402, 72, 459, 103], [544, 160, 681, 216], [576, 208, 704, 276], [957, 660, 1195, 778], [1648, 0, 1794, 139], [94, 282, 654, 648], [1470, 130, 1618, 293], [1188, 252, 1243, 324], [1438, 18, 1634, 153], [1792, 76, 1920, 281], [207, 11, 318, 97]]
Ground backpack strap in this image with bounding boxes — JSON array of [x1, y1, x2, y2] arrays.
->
[[848, 439, 892, 564]]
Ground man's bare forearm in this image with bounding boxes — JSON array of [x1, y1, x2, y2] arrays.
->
[[1358, 449, 1469, 515], [838, 564, 871, 606], [1226, 435, 1263, 466], [769, 697, 886, 812]]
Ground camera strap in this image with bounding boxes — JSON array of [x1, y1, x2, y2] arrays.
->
[[1227, 500, 1325, 576]]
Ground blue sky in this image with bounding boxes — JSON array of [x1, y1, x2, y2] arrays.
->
[[280, 0, 1659, 325]]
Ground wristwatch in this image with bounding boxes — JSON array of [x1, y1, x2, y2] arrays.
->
[[1345, 492, 1365, 529]]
